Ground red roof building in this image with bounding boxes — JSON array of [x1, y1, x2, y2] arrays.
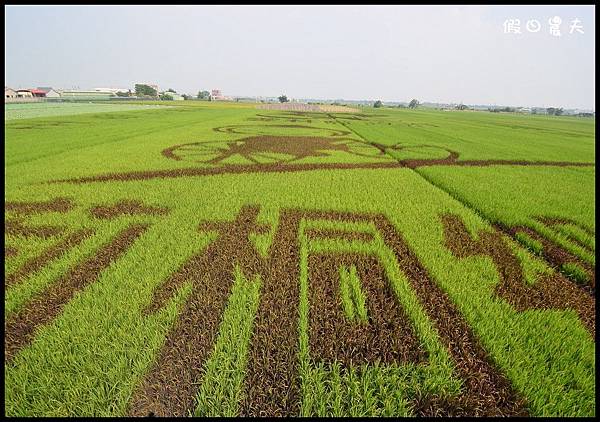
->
[[28, 89, 48, 97]]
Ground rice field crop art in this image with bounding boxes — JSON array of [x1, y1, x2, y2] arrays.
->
[[4, 102, 595, 417]]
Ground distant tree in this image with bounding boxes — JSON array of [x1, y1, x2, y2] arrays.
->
[[159, 93, 173, 101], [546, 107, 556, 115], [554, 107, 564, 116], [197, 90, 210, 100], [373, 100, 383, 108], [493, 106, 515, 113], [182, 94, 192, 100], [135, 84, 157, 97], [456, 103, 469, 110], [278, 95, 289, 103], [408, 99, 419, 109], [115, 91, 129, 97], [167, 88, 176, 93], [397, 104, 407, 108]]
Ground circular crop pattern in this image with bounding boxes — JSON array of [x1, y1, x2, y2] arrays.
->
[[163, 136, 388, 165], [213, 124, 350, 137], [387, 144, 458, 163]]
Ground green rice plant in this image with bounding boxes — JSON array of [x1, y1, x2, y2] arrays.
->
[[338, 266, 356, 320], [559, 262, 589, 285], [4, 101, 596, 417], [338, 265, 368, 322], [417, 165, 595, 266], [515, 231, 544, 255], [194, 266, 261, 416], [4, 102, 164, 121]]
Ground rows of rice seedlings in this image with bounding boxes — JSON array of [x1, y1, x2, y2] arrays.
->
[[5, 167, 594, 416], [4, 107, 374, 187], [341, 108, 595, 163], [297, 218, 458, 416], [417, 165, 595, 269], [4, 106, 258, 174]]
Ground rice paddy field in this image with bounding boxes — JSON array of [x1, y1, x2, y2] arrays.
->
[[4, 101, 595, 417], [4, 102, 163, 121]]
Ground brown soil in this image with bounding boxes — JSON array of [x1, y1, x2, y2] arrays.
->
[[368, 216, 527, 416], [503, 225, 595, 291], [6, 246, 18, 258], [212, 125, 350, 137], [9, 121, 85, 130], [536, 216, 595, 237], [239, 209, 302, 416], [54, 151, 593, 185], [90, 200, 170, 219], [308, 253, 427, 367], [442, 214, 594, 337], [5, 218, 64, 239], [534, 216, 595, 255], [125, 207, 527, 416], [127, 206, 279, 417], [5, 229, 93, 290], [304, 227, 374, 243], [4, 224, 147, 363], [56, 161, 401, 184], [407, 122, 440, 128], [5, 197, 74, 214]]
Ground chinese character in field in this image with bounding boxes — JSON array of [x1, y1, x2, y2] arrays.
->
[[569, 18, 584, 34], [526, 19, 541, 33], [503, 19, 522, 34], [548, 16, 562, 37]]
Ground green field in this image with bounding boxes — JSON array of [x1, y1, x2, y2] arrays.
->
[[4, 101, 595, 416], [4, 102, 164, 121]]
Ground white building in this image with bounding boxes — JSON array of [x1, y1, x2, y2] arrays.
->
[[94, 87, 130, 94], [37, 87, 61, 98], [16, 89, 34, 98]]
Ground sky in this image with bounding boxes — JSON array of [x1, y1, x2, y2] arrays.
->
[[4, 5, 595, 109]]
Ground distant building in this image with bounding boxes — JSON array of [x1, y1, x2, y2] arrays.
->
[[210, 89, 231, 101], [16, 89, 34, 98], [5, 87, 17, 99], [60, 90, 115, 100], [27, 89, 49, 98], [37, 87, 61, 98], [94, 87, 130, 95]]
